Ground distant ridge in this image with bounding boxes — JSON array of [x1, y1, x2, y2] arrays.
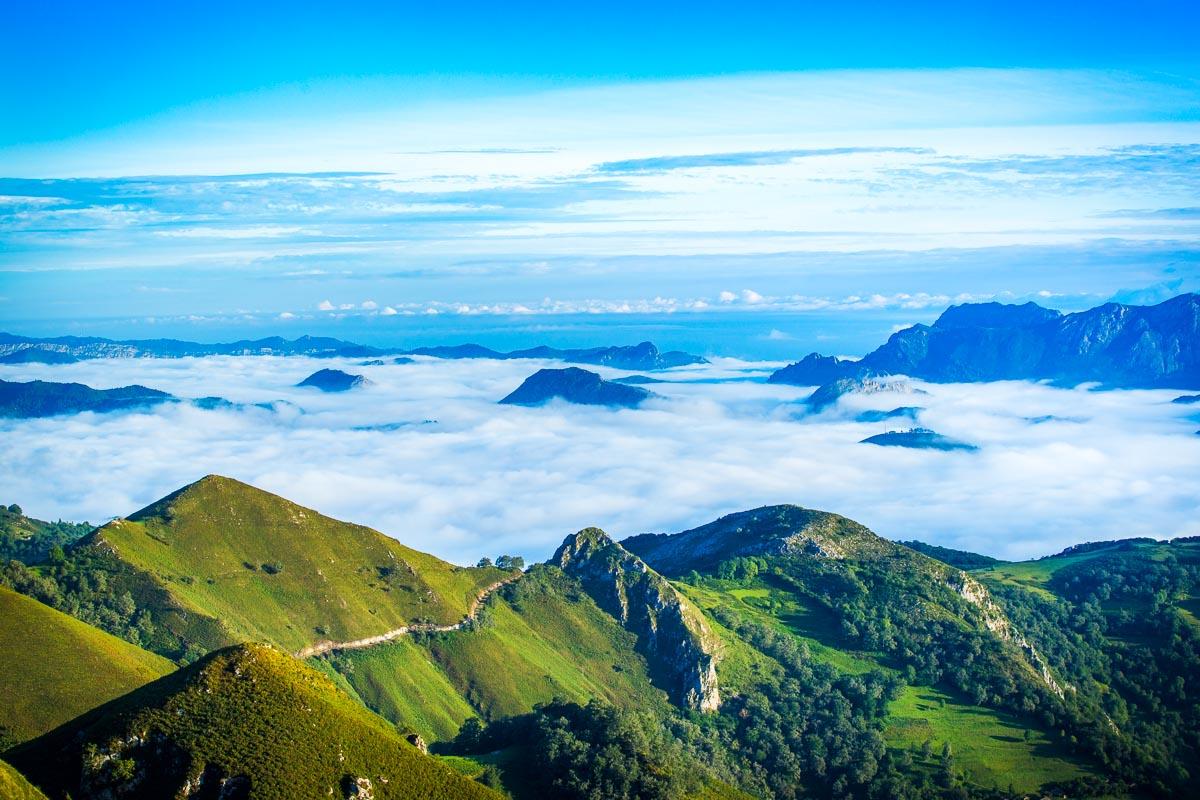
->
[[0, 378, 173, 418], [769, 293, 1200, 389], [0, 333, 706, 371], [403, 340, 706, 370]]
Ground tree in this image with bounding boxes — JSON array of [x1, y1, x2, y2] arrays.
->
[[476, 557, 493, 568], [496, 555, 525, 571]]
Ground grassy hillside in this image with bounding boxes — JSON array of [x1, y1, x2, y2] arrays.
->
[[8, 643, 502, 800], [677, 575, 1091, 793], [0, 760, 47, 800], [81, 475, 511, 652], [886, 684, 1086, 792], [316, 566, 670, 739], [0, 587, 173, 746]]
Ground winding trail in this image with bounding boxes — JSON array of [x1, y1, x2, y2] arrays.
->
[[294, 575, 522, 658]]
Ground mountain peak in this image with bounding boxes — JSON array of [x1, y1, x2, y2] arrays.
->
[[932, 300, 1062, 330], [551, 528, 720, 712], [624, 504, 896, 576], [85, 476, 504, 654]]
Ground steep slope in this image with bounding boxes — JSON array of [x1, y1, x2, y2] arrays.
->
[[8, 644, 501, 800], [311, 566, 671, 740], [0, 587, 173, 745], [0, 378, 173, 418], [499, 367, 653, 407], [770, 293, 1200, 389], [76, 475, 510, 654], [0, 760, 47, 800], [625, 506, 1069, 701], [552, 528, 721, 711]]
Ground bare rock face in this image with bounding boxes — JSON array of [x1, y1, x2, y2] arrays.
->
[[343, 776, 373, 800], [552, 528, 721, 712], [403, 733, 428, 753]]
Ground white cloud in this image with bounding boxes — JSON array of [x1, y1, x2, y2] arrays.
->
[[278, 311, 297, 320], [361, 300, 378, 310], [317, 300, 335, 311], [718, 291, 737, 303], [742, 289, 764, 304], [380, 306, 398, 316], [1, 356, 1196, 566], [766, 329, 792, 340]]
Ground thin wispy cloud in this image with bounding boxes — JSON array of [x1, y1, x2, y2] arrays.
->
[[596, 147, 934, 174]]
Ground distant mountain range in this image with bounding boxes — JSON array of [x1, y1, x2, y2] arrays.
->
[[770, 293, 1200, 389], [403, 340, 706, 370], [500, 367, 654, 407], [1, 478, 1198, 797], [0, 333, 706, 371]]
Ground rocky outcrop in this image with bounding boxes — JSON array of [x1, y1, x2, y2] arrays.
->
[[803, 376, 924, 413], [946, 571, 1071, 700], [552, 528, 720, 712]]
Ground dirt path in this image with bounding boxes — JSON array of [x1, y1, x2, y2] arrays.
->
[[294, 575, 521, 658]]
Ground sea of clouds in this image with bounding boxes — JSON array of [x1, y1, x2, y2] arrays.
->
[[2, 355, 1198, 565]]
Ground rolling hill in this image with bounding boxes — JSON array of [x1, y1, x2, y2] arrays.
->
[[7, 643, 502, 800], [67, 475, 513, 654], [0, 587, 173, 746], [4, 478, 1198, 798]]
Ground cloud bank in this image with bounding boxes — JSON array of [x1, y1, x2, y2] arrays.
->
[[1, 356, 1197, 565]]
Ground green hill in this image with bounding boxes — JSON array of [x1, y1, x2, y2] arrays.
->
[[8, 643, 502, 800], [71, 475, 512, 654], [311, 565, 672, 740], [0, 759, 47, 800], [6, 479, 1198, 797], [0, 587, 173, 746]]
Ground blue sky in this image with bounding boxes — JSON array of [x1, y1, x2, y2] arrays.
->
[[2, 2, 1199, 349], [5, 1, 1200, 147]]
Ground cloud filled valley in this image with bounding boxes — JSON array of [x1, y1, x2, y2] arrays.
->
[[3, 354, 1197, 565]]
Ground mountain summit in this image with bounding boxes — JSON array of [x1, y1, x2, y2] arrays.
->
[[77, 475, 508, 656]]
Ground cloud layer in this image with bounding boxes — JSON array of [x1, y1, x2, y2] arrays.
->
[[2, 356, 1197, 565]]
